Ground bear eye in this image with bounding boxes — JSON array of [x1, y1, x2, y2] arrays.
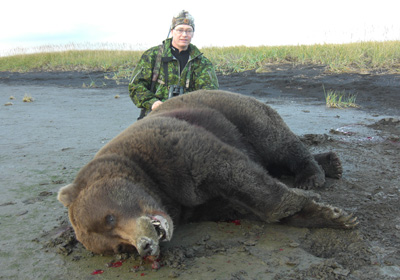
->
[[105, 214, 117, 226]]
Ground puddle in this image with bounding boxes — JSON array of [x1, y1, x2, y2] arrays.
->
[[329, 124, 386, 143]]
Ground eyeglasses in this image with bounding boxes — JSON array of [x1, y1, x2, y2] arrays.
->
[[174, 29, 194, 35]]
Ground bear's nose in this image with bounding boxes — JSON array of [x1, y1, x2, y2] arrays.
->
[[137, 236, 159, 257]]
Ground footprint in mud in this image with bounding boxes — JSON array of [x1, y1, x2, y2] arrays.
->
[[0, 202, 17, 206], [300, 228, 370, 270], [23, 191, 53, 205], [300, 134, 332, 145], [368, 118, 400, 128], [368, 118, 400, 136]]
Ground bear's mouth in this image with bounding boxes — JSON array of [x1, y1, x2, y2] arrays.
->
[[151, 215, 169, 241], [151, 219, 166, 240]]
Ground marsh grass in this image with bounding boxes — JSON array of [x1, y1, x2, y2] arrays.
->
[[1, 41, 399, 74], [0, 48, 142, 73], [203, 41, 400, 74], [82, 74, 107, 88], [22, 94, 34, 102], [323, 86, 359, 109]]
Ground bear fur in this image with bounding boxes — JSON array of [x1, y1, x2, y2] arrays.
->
[[58, 90, 356, 258]]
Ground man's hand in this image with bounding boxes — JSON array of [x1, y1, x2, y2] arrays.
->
[[152, 101, 163, 110]]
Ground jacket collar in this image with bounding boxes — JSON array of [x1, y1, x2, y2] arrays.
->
[[162, 38, 202, 58]]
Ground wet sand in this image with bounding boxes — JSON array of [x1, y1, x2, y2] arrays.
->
[[0, 65, 399, 279]]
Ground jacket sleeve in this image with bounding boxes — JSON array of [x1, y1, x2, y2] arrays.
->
[[128, 49, 160, 110], [192, 56, 219, 90]]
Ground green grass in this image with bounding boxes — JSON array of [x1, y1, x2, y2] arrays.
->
[[0, 48, 142, 73], [22, 93, 34, 102], [203, 41, 400, 74], [1, 41, 399, 74], [323, 86, 359, 109]]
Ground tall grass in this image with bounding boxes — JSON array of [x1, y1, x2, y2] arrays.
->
[[202, 41, 400, 74], [1, 41, 399, 74], [0, 49, 142, 73]]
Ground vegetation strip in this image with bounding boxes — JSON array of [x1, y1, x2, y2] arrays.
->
[[1, 41, 399, 74]]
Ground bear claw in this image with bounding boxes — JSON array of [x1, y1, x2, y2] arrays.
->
[[318, 203, 358, 229], [281, 201, 358, 229], [295, 174, 325, 190]]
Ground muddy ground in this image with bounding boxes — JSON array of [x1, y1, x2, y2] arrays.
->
[[0, 64, 399, 279]]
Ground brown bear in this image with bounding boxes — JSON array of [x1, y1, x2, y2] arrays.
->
[[58, 90, 357, 259]]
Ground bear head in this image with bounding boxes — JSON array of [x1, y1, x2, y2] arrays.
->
[[58, 176, 173, 258]]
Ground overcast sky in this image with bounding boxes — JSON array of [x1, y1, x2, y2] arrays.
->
[[1, 0, 399, 56]]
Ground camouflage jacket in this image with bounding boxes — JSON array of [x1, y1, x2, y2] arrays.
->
[[129, 38, 219, 112]]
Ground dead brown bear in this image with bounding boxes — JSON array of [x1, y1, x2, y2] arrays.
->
[[58, 90, 357, 258]]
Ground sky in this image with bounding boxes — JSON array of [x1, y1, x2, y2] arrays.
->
[[1, 0, 399, 56]]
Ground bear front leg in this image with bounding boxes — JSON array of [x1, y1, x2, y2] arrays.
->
[[260, 186, 322, 223], [210, 157, 321, 223], [281, 200, 358, 229], [216, 159, 357, 229]]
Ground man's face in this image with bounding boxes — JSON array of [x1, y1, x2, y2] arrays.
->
[[171, 24, 194, 52]]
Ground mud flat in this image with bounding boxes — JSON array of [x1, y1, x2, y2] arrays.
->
[[0, 65, 399, 279]]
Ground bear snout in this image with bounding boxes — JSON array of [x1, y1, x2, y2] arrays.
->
[[137, 236, 160, 257], [132, 214, 173, 257]]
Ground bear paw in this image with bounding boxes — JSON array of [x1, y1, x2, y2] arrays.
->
[[314, 152, 343, 179], [294, 172, 325, 190], [281, 201, 358, 229]]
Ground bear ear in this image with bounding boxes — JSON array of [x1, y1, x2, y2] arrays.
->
[[58, 183, 80, 207]]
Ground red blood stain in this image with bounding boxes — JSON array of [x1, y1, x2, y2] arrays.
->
[[143, 255, 160, 262], [141, 272, 146, 276], [279, 248, 284, 251], [91, 269, 104, 275], [231, 220, 241, 225], [107, 260, 124, 268], [151, 261, 161, 270]]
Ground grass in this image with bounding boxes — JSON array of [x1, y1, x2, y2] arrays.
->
[[22, 94, 34, 102], [82, 74, 107, 88], [0, 41, 399, 75], [323, 86, 359, 109], [0, 48, 142, 73], [202, 41, 400, 74]]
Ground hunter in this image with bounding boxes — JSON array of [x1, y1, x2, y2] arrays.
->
[[129, 10, 219, 119]]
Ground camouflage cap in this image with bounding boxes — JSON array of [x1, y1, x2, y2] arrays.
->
[[171, 10, 195, 31]]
